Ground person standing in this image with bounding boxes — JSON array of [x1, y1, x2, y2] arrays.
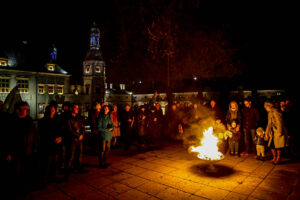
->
[[136, 106, 147, 147], [9, 101, 39, 196], [39, 104, 62, 183], [89, 101, 101, 154], [225, 101, 242, 155], [120, 104, 134, 150], [110, 105, 121, 147], [97, 106, 114, 168], [241, 98, 260, 155], [66, 104, 87, 174], [264, 102, 287, 165]]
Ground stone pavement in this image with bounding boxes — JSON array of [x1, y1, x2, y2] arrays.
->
[[27, 141, 300, 200]]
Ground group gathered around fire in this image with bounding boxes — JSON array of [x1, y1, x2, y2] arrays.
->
[[0, 97, 298, 198]]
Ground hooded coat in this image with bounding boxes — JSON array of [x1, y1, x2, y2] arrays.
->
[[225, 101, 242, 129]]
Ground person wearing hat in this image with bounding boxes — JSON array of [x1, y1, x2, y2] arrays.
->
[[264, 101, 287, 165]]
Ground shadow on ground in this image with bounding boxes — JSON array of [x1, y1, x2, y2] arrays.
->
[[190, 163, 235, 178]]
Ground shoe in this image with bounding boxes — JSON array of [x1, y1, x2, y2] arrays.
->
[[256, 156, 260, 160], [260, 156, 265, 161], [230, 152, 234, 156]]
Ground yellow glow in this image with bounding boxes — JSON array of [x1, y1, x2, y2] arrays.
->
[[47, 64, 55, 71], [96, 66, 101, 73], [191, 127, 224, 161]]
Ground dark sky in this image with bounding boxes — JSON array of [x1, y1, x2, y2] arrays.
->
[[1, 1, 297, 89]]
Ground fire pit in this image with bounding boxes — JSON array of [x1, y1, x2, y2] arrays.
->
[[190, 127, 224, 173]]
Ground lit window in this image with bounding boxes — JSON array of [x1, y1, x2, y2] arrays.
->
[[57, 85, 64, 94], [48, 85, 54, 94], [0, 77, 10, 93], [38, 85, 45, 94], [95, 66, 101, 73], [120, 84, 125, 90], [85, 66, 90, 73], [105, 83, 107, 89], [39, 104, 46, 114], [0, 58, 8, 66], [47, 64, 55, 71], [110, 83, 113, 89], [17, 78, 29, 93]]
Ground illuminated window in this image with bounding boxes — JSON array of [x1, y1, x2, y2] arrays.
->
[[110, 83, 113, 89], [95, 66, 101, 73], [0, 77, 10, 93], [38, 84, 45, 94], [57, 85, 64, 94], [17, 79, 29, 93], [105, 83, 107, 89], [47, 64, 55, 71], [0, 58, 8, 66], [120, 84, 125, 90], [85, 66, 90, 73], [48, 85, 54, 94]]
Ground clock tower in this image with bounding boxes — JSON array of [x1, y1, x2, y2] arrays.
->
[[83, 22, 106, 103]]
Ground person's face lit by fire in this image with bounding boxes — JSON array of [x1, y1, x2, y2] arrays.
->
[[230, 102, 238, 111], [72, 105, 79, 115], [17, 105, 29, 118], [125, 105, 130, 112], [193, 103, 198, 109], [113, 105, 117, 112], [104, 106, 110, 115], [210, 100, 216, 108], [50, 106, 56, 116], [155, 103, 160, 110], [95, 103, 101, 112], [171, 105, 176, 111], [244, 100, 251, 108]]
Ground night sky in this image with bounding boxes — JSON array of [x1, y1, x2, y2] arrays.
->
[[1, 1, 297, 91]]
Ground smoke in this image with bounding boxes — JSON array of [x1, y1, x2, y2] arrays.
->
[[180, 104, 226, 152]]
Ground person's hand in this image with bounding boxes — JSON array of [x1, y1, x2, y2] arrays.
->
[[236, 127, 240, 132], [216, 120, 221, 124], [79, 135, 84, 141], [154, 118, 157, 122], [142, 116, 146, 120], [109, 128, 113, 131], [6, 155, 12, 162], [128, 119, 132, 122]]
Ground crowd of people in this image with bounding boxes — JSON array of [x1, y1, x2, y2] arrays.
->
[[0, 97, 298, 198]]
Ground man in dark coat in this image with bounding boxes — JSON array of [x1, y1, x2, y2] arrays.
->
[[120, 104, 134, 150], [9, 101, 39, 196], [242, 98, 260, 155], [66, 103, 87, 174], [39, 104, 63, 183]]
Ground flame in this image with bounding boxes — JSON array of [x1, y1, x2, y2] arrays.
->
[[191, 127, 224, 161]]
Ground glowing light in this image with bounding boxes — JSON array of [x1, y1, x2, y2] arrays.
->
[[190, 127, 224, 161]]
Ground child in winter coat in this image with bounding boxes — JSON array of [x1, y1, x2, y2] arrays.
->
[[254, 127, 268, 161], [227, 120, 241, 156]]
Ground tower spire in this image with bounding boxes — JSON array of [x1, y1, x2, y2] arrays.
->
[[90, 21, 100, 50]]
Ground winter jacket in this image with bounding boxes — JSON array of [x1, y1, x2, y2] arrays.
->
[[68, 114, 85, 141], [242, 106, 260, 130], [97, 114, 114, 141], [228, 127, 241, 142]]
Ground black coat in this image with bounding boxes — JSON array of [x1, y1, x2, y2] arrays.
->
[[242, 106, 260, 130]]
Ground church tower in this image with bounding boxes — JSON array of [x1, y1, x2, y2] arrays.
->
[[83, 22, 106, 103]]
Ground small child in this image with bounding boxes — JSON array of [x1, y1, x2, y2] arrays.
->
[[227, 120, 241, 156], [254, 127, 268, 161]]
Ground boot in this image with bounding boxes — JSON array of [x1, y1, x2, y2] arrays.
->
[[274, 150, 281, 165], [271, 149, 276, 163]]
